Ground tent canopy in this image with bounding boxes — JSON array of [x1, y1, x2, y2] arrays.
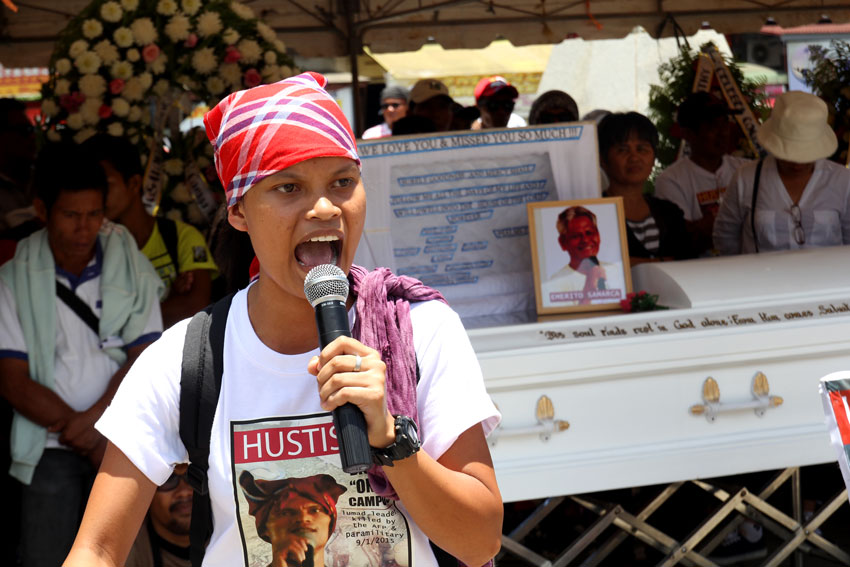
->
[[1, 0, 849, 67]]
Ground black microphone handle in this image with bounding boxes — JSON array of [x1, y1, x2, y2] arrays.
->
[[589, 256, 606, 290], [314, 300, 372, 474]]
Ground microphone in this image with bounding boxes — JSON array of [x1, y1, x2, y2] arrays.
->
[[304, 264, 371, 474], [588, 256, 606, 290]]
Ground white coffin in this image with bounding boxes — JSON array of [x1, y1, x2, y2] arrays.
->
[[470, 246, 850, 503]]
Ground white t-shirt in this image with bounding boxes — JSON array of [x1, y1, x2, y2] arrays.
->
[[471, 114, 527, 130], [361, 122, 392, 140], [539, 261, 625, 307], [98, 287, 500, 567], [655, 155, 749, 221], [0, 244, 163, 448], [713, 156, 850, 255], [507, 113, 527, 128]]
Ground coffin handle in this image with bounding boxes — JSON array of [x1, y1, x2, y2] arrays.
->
[[488, 395, 570, 445], [689, 373, 783, 423]]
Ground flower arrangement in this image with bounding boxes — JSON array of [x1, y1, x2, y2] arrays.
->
[[619, 290, 667, 313], [38, 0, 298, 226], [802, 41, 850, 165], [648, 42, 768, 169]]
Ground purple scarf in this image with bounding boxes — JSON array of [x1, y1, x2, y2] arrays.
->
[[348, 264, 446, 499], [349, 266, 493, 567]]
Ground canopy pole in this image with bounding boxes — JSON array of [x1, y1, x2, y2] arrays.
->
[[343, 0, 363, 137]]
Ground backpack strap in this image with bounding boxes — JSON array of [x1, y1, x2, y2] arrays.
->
[[179, 292, 234, 567], [750, 158, 764, 254], [55, 281, 99, 336], [157, 217, 180, 273]]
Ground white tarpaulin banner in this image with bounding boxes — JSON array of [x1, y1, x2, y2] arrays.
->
[[355, 123, 601, 321]]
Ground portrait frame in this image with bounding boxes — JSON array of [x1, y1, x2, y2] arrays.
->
[[527, 197, 632, 315]]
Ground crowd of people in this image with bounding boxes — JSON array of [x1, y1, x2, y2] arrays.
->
[[366, 77, 850, 272], [0, 68, 848, 567]]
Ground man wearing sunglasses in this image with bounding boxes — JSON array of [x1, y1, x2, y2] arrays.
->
[[362, 85, 409, 140], [471, 76, 526, 130], [125, 466, 192, 567]]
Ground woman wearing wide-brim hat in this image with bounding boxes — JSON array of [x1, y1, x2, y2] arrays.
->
[[714, 91, 850, 255]]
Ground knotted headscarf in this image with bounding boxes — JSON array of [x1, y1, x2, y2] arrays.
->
[[203, 72, 360, 206]]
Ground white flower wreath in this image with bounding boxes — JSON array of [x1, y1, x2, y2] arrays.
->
[[39, 0, 297, 226]]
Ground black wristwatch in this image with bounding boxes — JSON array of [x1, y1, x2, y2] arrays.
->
[[371, 415, 421, 467]]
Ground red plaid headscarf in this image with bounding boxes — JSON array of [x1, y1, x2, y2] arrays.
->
[[204, 71, 360, 206]]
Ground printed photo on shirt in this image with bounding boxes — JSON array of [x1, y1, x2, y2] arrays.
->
[[528, 197, 632, 315], [232, 414, 411, 567]]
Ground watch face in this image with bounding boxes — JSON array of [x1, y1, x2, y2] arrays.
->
[[398, 416, 420, 445], [407, 423, 420, 446]]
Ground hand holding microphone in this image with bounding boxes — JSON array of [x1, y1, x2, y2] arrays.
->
[[578, 256, 607, 290], [304, 265, 384, 474], [587, 256, 606, 290]]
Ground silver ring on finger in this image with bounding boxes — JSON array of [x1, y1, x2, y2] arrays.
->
[[353, 353, 362, 372]]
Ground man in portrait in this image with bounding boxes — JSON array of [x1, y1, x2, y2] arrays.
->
[[540, 205, 625, 306], [240, 471, 347, 567]]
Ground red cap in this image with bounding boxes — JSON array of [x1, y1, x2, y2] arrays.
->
[[474, 75, 519, 101]]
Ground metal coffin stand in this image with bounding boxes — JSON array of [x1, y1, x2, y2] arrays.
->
[[469, 247, 850, 566]]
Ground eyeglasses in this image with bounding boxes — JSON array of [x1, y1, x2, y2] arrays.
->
[[158, 472, 188, 492], [790, 204, 805, 245], [381, 102, 403, 110], [483, 100, 515, 113]]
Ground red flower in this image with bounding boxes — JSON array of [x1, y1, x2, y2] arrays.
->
[[109, 78, 125, 95], [184, 33, 198, 48], [224, 46, 241, 63], [59, 92, 85, 113], [142, 44, 161, 63], [98, 104, 113, 119], [243, 68, 262, 88]]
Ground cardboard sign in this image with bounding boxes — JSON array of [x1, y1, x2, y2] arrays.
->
[[356, 124, 601, 320]]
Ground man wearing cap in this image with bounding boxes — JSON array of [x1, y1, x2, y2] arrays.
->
[[240, 471, 346, 567], [406, 79, 455, 132], [714, 91, 850, 255], [655, 92, 750, 254], [362, 86, 409, 140], [472, 76, 527, 130]]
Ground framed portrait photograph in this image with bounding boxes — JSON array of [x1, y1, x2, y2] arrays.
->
[[528, 197, 632, 315]]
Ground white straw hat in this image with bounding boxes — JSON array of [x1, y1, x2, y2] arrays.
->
[[758, 91, 837, 163]]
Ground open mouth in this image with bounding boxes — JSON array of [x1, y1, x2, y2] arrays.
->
[[294, 235, 341, 270]]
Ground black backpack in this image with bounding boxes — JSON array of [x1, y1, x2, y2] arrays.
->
[[179, 293, 233, 567], [178, 294, 460, 567]]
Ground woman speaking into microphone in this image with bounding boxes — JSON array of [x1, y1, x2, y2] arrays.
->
[[65, 72, 502, 567]]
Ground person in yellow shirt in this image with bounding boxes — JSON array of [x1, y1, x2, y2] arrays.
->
[[84, 134, 218, 328]]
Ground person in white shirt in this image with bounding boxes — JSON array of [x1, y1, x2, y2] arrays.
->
[[471, 76, 527, 130], [361, 85, 409, 140], [541, 205, 625, 306], [64, 72, 501, 567], [0, 142, 163, 567], [714, 91, 850, 255], [655, 92, 750, 254]]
